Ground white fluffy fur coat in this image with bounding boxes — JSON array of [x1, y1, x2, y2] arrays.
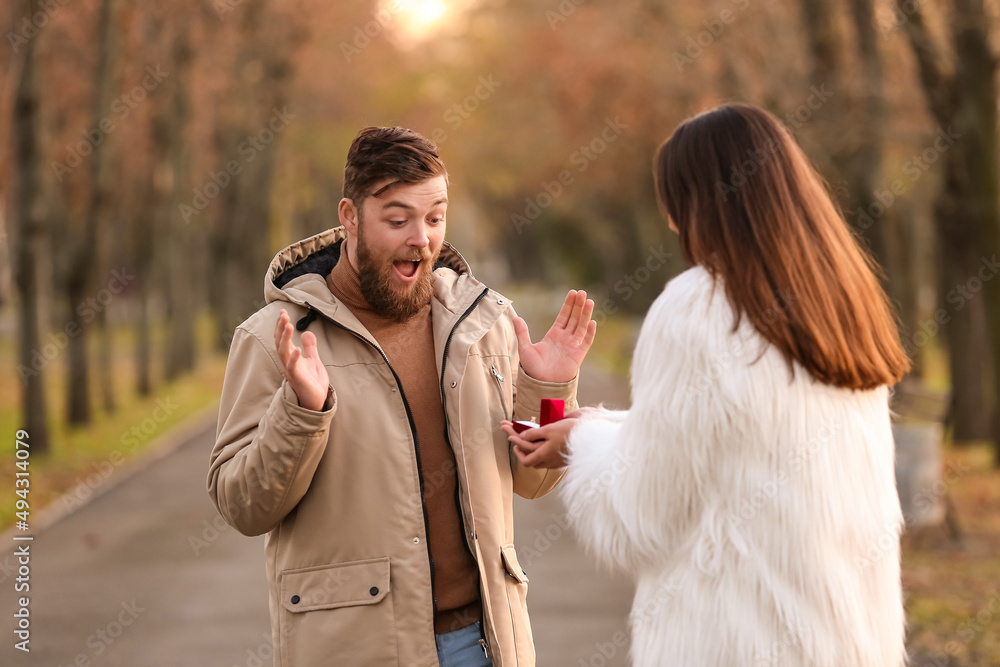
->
[[560, 266, 905, 667]]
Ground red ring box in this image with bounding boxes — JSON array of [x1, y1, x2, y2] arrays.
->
[[512, 399, 565, 433]]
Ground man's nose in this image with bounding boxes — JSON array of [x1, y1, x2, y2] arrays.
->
[[408, 222, 430, 248]]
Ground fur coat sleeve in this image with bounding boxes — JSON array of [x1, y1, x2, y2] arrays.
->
[[559, 266, 747, 573]]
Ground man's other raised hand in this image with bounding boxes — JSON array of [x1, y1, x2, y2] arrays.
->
[[514, 290, 597, 383]]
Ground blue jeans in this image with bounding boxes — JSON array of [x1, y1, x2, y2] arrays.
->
[[435, 621, 492, 667]]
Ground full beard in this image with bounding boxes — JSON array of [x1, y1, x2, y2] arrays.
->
[[356, 228, 438, 323]]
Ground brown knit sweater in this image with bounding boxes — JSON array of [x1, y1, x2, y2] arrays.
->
[[326, 244, 482, 635]]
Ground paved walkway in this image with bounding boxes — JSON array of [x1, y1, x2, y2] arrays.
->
[[0, 366, 634, 666]]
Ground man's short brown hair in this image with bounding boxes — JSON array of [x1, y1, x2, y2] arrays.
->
[[343, 127, 447, 207]]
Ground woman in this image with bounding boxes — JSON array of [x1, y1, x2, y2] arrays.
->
[[502, 103, 910, 666]]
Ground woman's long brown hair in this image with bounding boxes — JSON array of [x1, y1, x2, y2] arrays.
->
[[655, 103, 910, 390]]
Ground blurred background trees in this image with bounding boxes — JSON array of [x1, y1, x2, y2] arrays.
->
[[2, 0, 998, 458]]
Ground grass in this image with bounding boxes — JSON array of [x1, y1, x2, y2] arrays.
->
[[0, 312, 228, 530], [902, 444, 1000, 666]]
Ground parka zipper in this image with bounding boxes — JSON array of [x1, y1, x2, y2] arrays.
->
[[438, 287, 490, 462], [300, 302, 440, 616], [490, 365, 510, 422], [439, 288, 490, 406], [438, 288, 493, 656], [439, 289, 490, 532]]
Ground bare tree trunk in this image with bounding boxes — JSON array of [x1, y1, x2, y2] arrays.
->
[[799, 0, 838, 84], [207, 125, 238, 352], [95, 306, 115, 412], [126, 156, 155, 396], [0, 209, 12, 308], [95, 310, 117, 414], [135, 275, 152, 395], [86, 0, 118, 416], [951, 0, 1000, 455], [935, 181, 993, 441], [163, 23, 197, 381], [479, 189, 547, 283], [136, 7, 175, 391], [898, 0, 999, 451], [131, 186, 153, 397], [845, 0, 889, 265], [209, 0, 293, 348], [126, 185, 156, 396], [63, 278, 90, 423], [898, 200, 933, 379], [62, 0, 116, 425], [11, 0, 51, 453], [231, 131, 279, 329], [797, 0, 901, 303]]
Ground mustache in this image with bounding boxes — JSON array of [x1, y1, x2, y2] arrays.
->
[[394, 252, 434, 263]]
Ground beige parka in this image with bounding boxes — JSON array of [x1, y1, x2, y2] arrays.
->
[[208, 226, 576, 666]]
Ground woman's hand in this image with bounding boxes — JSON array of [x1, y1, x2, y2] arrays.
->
[[500, 418, 579, 469]]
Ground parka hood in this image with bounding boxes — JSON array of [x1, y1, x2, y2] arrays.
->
[[264, 226, 475, 305], [260, 226, 501, 343]]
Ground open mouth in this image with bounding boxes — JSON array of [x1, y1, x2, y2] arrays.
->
[[392, 259, 421, 282]]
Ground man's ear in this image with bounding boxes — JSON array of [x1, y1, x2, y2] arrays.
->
[[339, 198, 359, 235]]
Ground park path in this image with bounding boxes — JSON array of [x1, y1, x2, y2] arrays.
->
[[0, 364, 634, 667]]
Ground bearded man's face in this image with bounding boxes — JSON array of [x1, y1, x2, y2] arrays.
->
[[353, 176, 447, 322]]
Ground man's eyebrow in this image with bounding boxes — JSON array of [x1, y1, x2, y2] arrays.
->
[[380, 197, 448, 210]]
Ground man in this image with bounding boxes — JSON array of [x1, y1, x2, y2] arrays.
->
[[208, 126, 596, 666]]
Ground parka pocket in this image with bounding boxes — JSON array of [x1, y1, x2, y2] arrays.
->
[[500, 544, 535, 662], [278, 557, 397, 666], [490, 364, 511, 422], [500, 545, 528, 585], [482, 356, 514, 424]]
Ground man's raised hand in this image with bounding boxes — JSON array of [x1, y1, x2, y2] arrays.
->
[[514, 290, 597, 383], [274, 309, 331, 411]]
